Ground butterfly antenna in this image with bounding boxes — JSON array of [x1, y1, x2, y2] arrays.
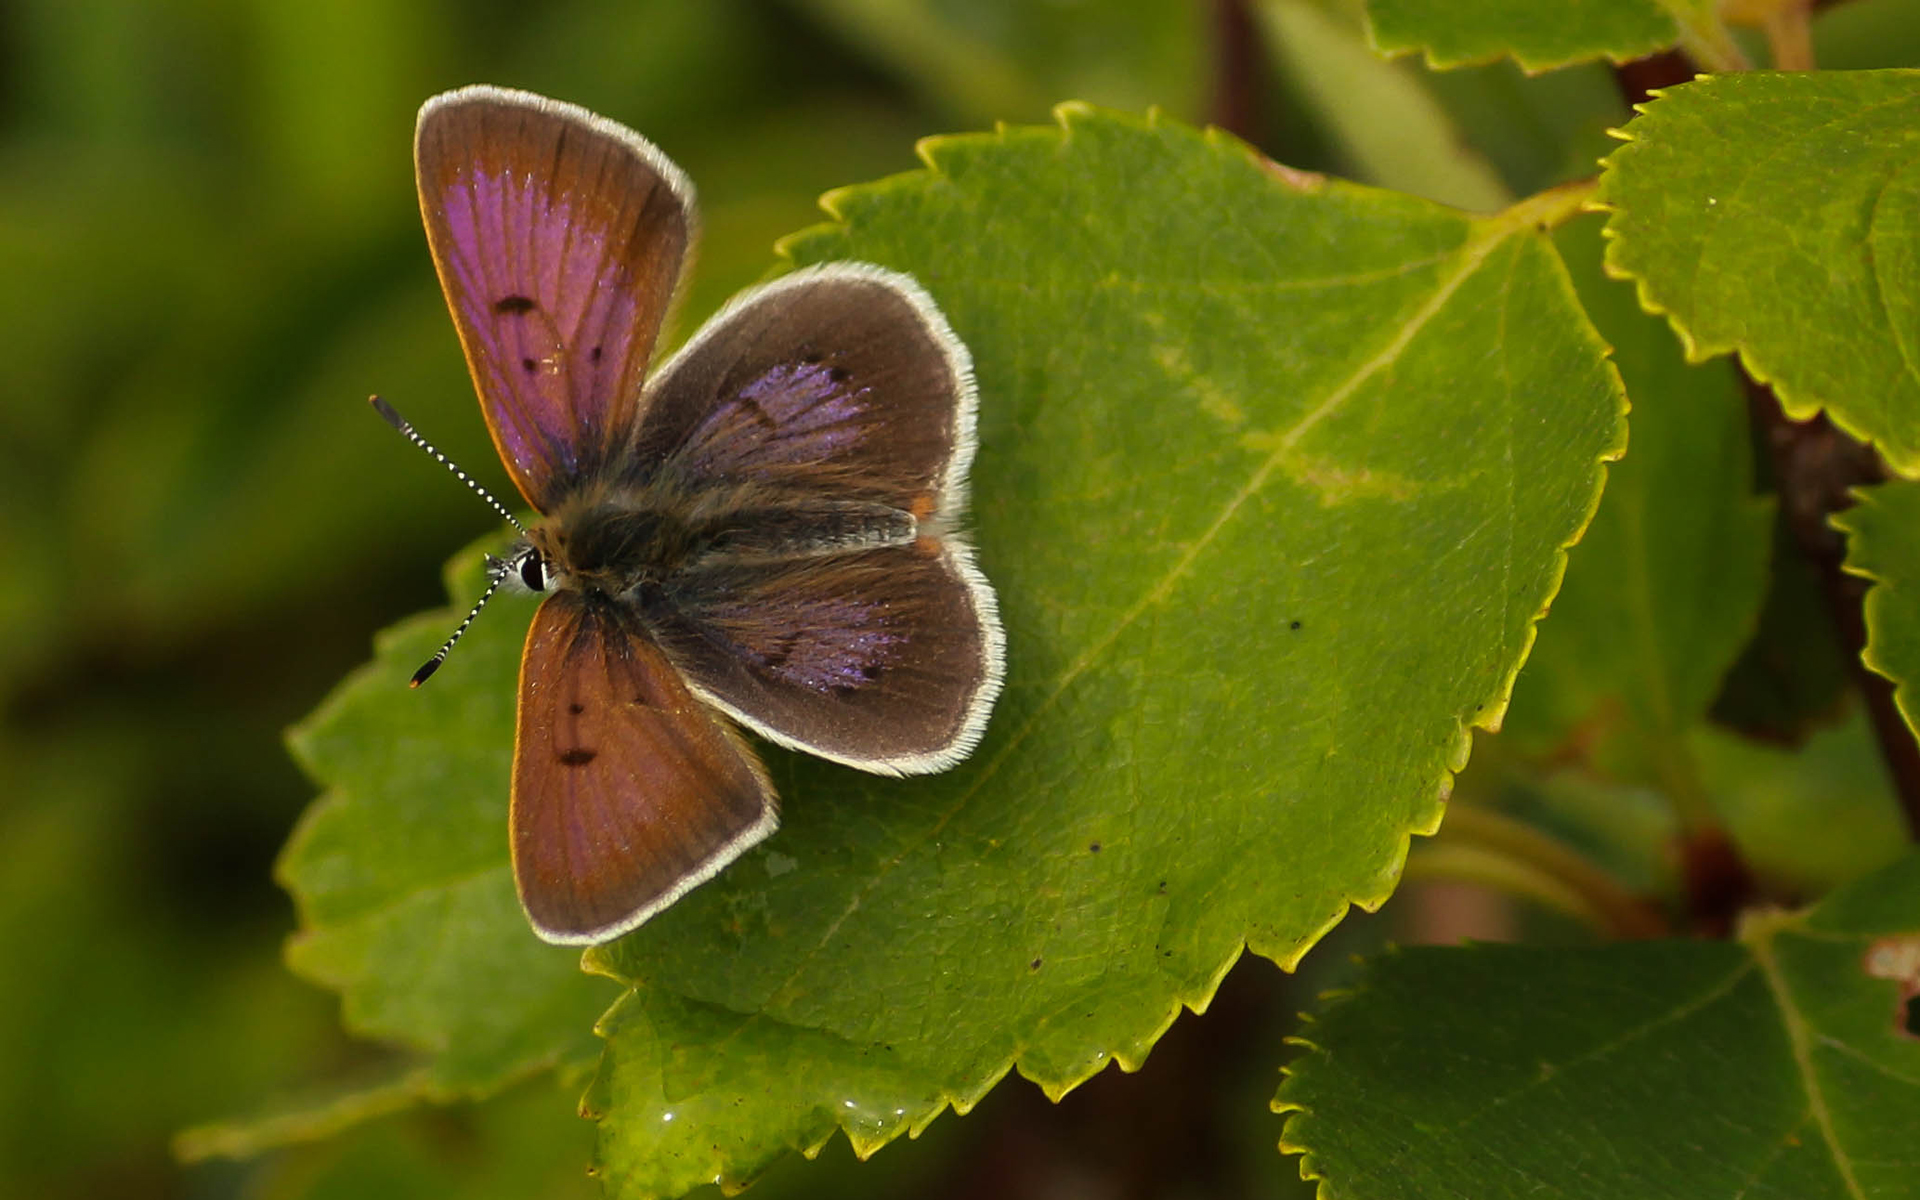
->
[[370, 396, 526, 686], [369, 395, 525, 534], [407, 559, 510, 687]]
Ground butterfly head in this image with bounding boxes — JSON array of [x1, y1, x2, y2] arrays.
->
[[492, 541, 555, 595]]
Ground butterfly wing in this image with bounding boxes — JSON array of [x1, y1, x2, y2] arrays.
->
[[634, 265, 1004, 774], [646, 543, 1000, 774], [633, 265, 975, 512], [512, 591, 776, 944], [415, 85, 694, 511]]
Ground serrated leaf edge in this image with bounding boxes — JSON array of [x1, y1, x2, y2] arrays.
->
[[1595, 76, 1920, 477], [1834, 488, 1920, 733]]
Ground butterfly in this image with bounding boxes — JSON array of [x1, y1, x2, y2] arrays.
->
[[394, 85, 1004, 945]]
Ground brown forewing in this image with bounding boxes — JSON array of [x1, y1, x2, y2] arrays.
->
[[511, 591, 775, 943], [415, 86, 693, 511]]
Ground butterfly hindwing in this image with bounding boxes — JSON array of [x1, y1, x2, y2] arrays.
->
[[415, 85, 695, 511], [647, 540, 1000, 774], [632, 265, 1003, 773], [511, 591, 776, 944]]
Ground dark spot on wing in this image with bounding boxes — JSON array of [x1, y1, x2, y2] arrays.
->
[[860, 664, 883, 681], [827, 366, 851, 385], [590, 344, 603, 363], [558, 747, 599, 767], [798, 347, 822, 364], [494, 294, 537, 315], [757, 631, 799, 671], [568, 703, 585, 715], [736, 393, 779, 433], [521, 357, 537, 374]]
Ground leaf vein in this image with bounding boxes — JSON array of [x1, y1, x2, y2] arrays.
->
[[1750, 928, 1867, 1199]]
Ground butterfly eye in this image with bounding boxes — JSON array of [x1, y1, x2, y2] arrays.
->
[[519, 551, 549, 593]]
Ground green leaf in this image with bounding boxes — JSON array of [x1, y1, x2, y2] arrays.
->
[[1364, 0, 1726, 73], [1502, 214, 1772, 795], [1253, 0, 1512, 213], [1838, 479, 1920, 738], [1693, 714, 1909, 896], [580, 106, 1623, 1194], [279, 545, 610, 1095], [1277, 850, 1920, 1198], [1600, 70, 1920, 474]]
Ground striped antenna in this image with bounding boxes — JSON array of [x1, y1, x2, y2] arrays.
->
[[407, 557, 512, 687], [371, 395, 526, 685], [369, 395, 525, 534]]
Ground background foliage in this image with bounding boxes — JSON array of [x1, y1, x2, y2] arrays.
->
[[5, 2, 1920, 1199]]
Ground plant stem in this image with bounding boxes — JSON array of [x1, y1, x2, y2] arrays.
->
[[1209, 0, 1266, 148], [1762, 3, 1816, 70], [1413, 805, 1669, 939], [1501, 177, 1598, 234], [1675, 16, 1754, 73]]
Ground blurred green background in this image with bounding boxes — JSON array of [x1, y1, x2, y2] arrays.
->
[[0, 2, 1211, 1196], [8, 1, 1920, 1197]]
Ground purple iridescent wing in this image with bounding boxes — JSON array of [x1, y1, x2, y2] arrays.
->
[[633, 265, 1004, 773], [415, 85, 693, 511], [633, 265, 972, 513]]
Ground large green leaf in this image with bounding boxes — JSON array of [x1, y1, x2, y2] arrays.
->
[[1601, 70, 1920, 475], [1276, 850, 1920, 1198], [1838, 479, 1920, 738], [1364, 0, 1730, 72], [580, 107, 1623, 1193]]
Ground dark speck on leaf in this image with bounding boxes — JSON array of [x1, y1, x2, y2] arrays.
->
[[493, 294, 537, 314], [1089, 842, 1102, 853], [1289, 620, 1302, 630], [558, 747, 598, 767], [1030, 958, 1042, 971]]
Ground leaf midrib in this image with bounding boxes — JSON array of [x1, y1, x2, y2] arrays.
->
[[1748, 923, 1866, 1200]]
